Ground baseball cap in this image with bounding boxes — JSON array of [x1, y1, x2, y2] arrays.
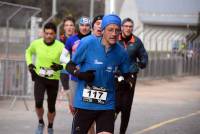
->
[[79, 16, 91, 25]]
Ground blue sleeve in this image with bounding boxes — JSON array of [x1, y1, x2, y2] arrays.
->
[[71, 38, 88, 65], [137, 38, 148, 68], [65, 36, 73, 51]]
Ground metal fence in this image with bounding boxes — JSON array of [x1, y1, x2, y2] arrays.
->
[[136, 25, 200, 79], [0, 1, 41, 109]]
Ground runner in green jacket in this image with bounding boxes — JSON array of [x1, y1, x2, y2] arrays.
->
[[25, 22, 65, 134]]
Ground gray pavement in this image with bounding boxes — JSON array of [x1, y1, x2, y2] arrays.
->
[[0, 76, 200, 134]]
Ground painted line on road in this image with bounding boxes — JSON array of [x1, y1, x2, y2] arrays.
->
[[135, 110, 200, 134]]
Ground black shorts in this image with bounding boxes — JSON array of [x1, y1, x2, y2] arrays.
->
[[60, 73, 69, 90], [72, 108, 115, 134], [34, 76, 59, 107]]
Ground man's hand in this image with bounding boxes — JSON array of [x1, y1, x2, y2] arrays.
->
[[28, 64, 37, 81], [28, 64, 36, 72], [69, 104, 75, 115], [137, 62, 146, 69], [65, 61, 95, 82], [50, 62, 63, 71], [65, 61, 77, 75], [123, 73, 136, 82], [122, 73, 137, 88], [76, 70, 95, 83]]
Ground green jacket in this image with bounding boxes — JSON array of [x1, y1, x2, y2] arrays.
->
[[25, 38, 64, 80]]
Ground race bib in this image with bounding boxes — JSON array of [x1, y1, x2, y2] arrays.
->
[[82, 85, 108, 104], [39, 67, 54, 77]]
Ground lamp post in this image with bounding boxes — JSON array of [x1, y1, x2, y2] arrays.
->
[[90, 0, 94, 20], [110, 0, 115, 13]]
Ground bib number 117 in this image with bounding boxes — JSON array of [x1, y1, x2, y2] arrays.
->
[[83, 89, 107, 101]]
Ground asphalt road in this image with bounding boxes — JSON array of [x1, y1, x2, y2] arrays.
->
[[0, 76, 200, 134]]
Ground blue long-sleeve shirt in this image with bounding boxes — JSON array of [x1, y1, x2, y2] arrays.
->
[[72, 35, 129, 110]]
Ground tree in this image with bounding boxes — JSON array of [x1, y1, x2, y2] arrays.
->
[[2, 0, 105, 22]]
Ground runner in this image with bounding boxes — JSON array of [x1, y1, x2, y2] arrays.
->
[[59, 16, 76, 112], [115, 18, 148, 134], [60, 16, 91, 115], [65, 14, 130, 134], [25, 22, 65, 134]]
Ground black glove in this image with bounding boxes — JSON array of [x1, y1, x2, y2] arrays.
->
[[75, 70, 95, 83], [28, 64, 37, 81], [28, 64, 35, 71], [50, 62, 63, 71], [137, 62, 146, 69], [65, 61, 77, 75], [115, 74, 131, 91], [116, 79, 130, 91], [124, 73, 136, 81]]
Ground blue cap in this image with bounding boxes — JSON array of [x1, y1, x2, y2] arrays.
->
[[79, 16, 91, 25], [101, 14, 121, 30]]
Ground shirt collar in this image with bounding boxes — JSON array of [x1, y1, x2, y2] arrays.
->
[[118, 34, 135, 43]]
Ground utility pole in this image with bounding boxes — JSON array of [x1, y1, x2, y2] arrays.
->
[[90, 0, 94, 20], [42, 0, 57, 29], [52, 0, 57, 15], [197, 12, 200, 35]]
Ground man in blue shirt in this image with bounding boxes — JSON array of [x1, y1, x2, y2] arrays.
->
[[65, 14, 130, 134]]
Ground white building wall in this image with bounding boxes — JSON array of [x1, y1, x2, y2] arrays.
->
[[105, 0, 143, 31], [104, 0, 192, 51]]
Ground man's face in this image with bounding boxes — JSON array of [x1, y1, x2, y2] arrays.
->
[[64, 20, 75, 37], [103, 24, 121, 46], [122, 21, 133, 37], [93, 20, 102, 37], [43, 29, 56, 44], [79, 24, 91, 35]]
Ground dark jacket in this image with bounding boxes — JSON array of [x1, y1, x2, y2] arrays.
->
[[118, 34, 148, 73]]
